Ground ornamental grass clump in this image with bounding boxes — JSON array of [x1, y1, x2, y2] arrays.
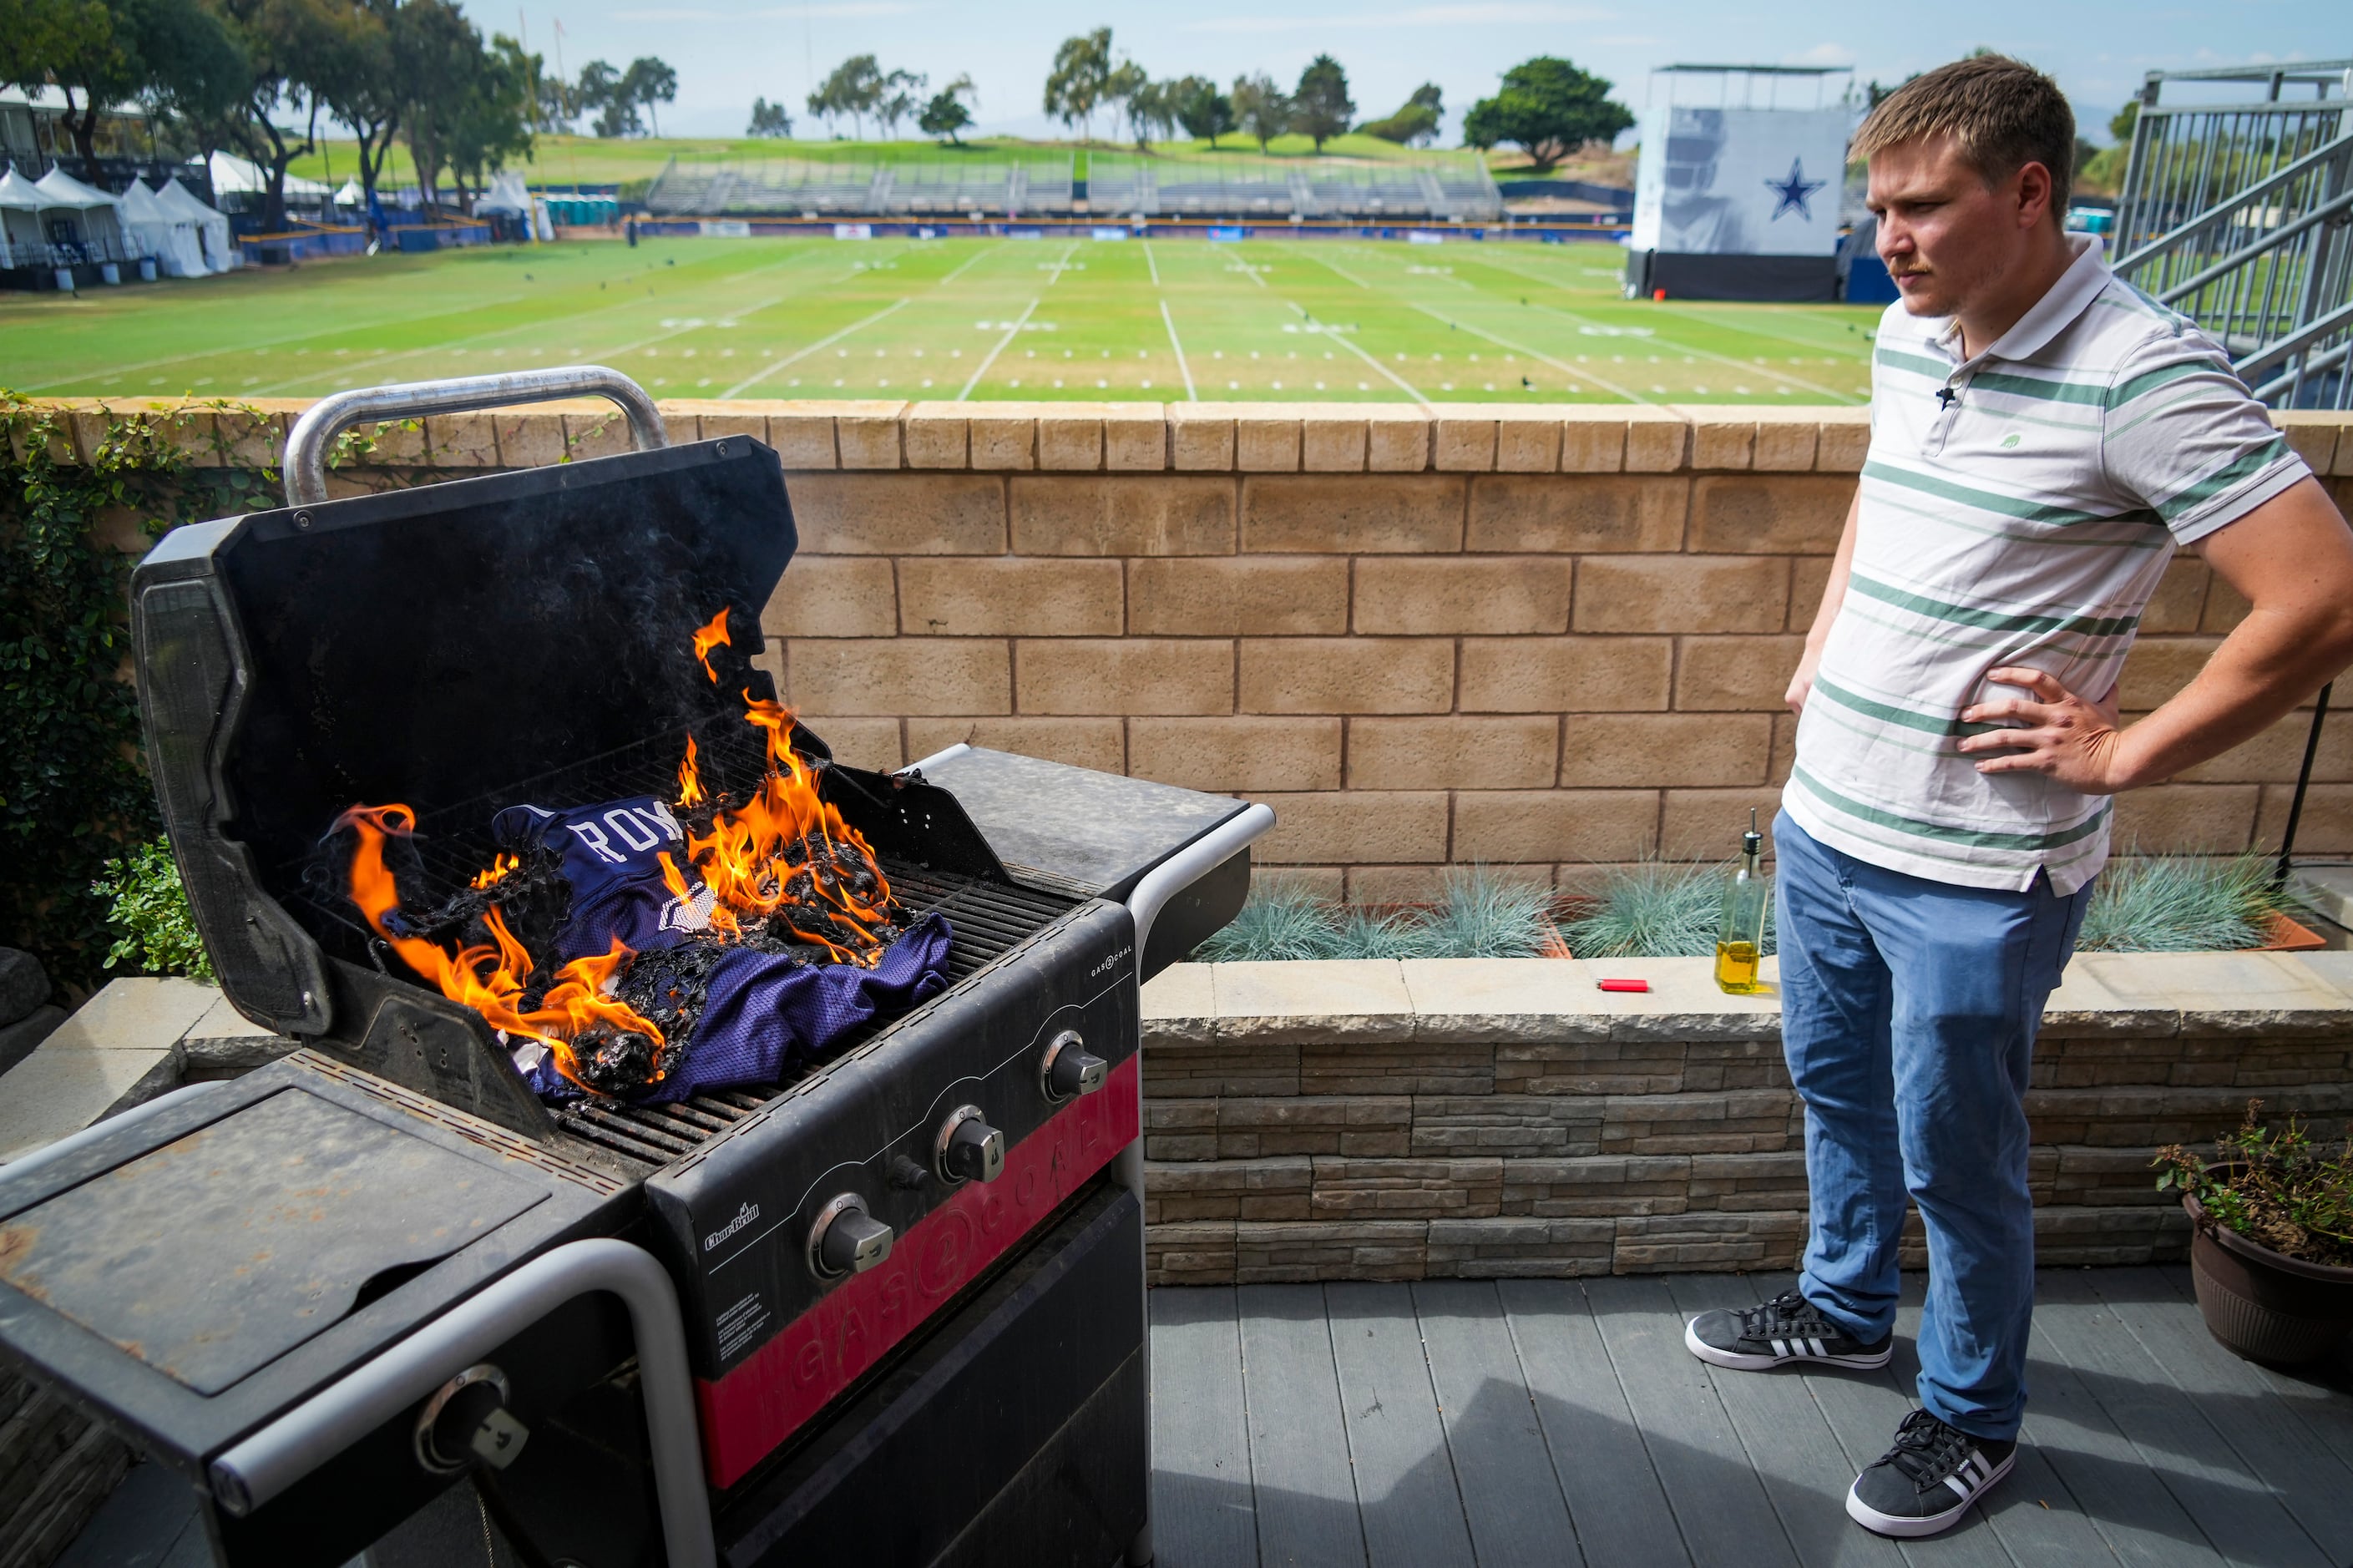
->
[[1193, 868, 1561, 962], [1561, 859, 1776, 960], [2076, 851, 2286, 953], [2154, 1100, 2353, 1268]]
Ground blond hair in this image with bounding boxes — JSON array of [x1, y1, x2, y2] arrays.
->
[[1852, 54, 2077, 215]]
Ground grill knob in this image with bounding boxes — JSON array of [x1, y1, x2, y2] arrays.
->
[[935, 1105, 1005, 1183], [808, 1194, 893, 1280], [1040, 1029, 1107, 1103]]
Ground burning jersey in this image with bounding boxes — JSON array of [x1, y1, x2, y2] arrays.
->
[[493, 796, 716, 961]]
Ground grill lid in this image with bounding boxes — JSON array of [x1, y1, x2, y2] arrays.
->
[[161, 438, 795, 894]]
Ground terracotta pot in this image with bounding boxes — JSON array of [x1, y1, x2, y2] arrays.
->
[[2183, 1172, 2353, 1365]]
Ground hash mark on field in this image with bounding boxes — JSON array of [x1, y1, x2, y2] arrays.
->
[[1291, 301, 1425, 404], [961, 298, 1040, 398], [720, 298, 910, 397], [1406, 303, 1642, 402]]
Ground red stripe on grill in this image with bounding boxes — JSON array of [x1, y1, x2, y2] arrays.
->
[[693, 1053, 1141, 1487]]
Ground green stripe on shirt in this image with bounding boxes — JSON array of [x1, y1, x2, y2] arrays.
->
[[2152, 436, 2291, 523], [1844, 573, 2142, 639], [1863, 459, 2158, 529], [1811, 674, 2007, 739], [1792, 765, 2112, 852]]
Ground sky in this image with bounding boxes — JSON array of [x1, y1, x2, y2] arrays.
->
[[506, 1, 2349, 144]]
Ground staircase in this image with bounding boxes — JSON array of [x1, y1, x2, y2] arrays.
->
[[2113, 61, 2353, 409]]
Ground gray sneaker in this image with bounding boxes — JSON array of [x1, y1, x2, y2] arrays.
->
[[1683, 1288, 1894, 1370], [1846, 1409, 2016, 1537]]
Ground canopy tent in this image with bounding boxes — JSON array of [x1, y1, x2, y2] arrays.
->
[[0, 169, 48, 267], [333, 177, 365, 206], [22, 167, 129, 264], [119, 179, 205, 277], [154, 175, 235, 271], [206, 151, 331, 201], [473, 168, 553, 240]]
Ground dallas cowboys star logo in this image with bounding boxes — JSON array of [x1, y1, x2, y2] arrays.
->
[[1764, 158, 1827, 221]]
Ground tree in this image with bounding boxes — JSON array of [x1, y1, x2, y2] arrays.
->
[[808, 53, 881, 138], [1230, 72, 1287, 153], [204, 0, 352, 230], [621, 55, 675, 138], [1360, 83, 1440, 145], [1043, 27, 1111, 141], [445, 31, 535, 200], [398, 0, 485, 207], [1170, 74, 1232, 148], [1460, 56, 1629, 174], [0, 0, 242, 180], [1128, 77, 1177, 149], [747, 95, 791, 136], [1290, 54, 1351, 151], [875, 67, 923, 138], [918, 73, 974, 144], [1103, 58, 1145, 147], [575, 58, 630, 136]]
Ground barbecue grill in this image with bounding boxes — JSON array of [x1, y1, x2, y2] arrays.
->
[[0, 368, 1273, 1567]]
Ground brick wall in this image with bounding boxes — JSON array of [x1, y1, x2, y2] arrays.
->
[[29, 397, 2353, 895], [1136, 952, 2353, 1283]]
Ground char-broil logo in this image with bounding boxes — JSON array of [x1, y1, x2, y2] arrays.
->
[[1090, 944, 1133, 979], [705, 1201, 760, 1252]]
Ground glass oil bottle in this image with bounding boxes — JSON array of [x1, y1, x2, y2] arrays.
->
[[1714, 809, 1769, 994]]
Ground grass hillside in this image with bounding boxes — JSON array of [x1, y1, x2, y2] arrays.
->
[[286, 132, 1494, 190]]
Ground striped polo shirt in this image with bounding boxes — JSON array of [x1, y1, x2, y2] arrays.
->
[[1784, 235, 2309, 893]]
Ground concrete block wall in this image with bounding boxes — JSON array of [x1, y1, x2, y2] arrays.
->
[[1136, 948, 2353, 1284], [30, 397, 2353, 896]]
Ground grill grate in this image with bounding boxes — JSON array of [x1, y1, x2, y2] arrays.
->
[[271, 718, 1080, 1171]]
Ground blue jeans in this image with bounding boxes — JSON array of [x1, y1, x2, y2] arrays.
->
[[1774, 812, 2091, 1440]]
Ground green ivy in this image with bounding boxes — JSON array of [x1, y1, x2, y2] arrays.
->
[[93, 837, 215, 984], [0, 392, 269, 998]]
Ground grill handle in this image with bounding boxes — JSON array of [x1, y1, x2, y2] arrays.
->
[[282, 365, 670, 506]]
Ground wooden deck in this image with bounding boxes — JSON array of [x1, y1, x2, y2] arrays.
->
[[1148, 1267, 2353, 1568]]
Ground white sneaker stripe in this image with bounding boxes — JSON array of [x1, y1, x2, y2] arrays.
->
[[1771, 1338, 1788, 1358], [1809, 1337, 1826, 1357], [1942, 1474, 1972, 1501]]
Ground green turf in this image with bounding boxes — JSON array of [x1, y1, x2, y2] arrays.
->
[[0, 235, 1882, 403]]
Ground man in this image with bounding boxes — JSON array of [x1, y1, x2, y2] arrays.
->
[[1680, 54, 2353, 1540]]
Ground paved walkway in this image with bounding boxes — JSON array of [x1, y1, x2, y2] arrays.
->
[[1149, 1267, 2353, 1568]]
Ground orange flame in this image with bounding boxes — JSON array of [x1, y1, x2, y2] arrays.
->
[[681, 693, 897, 965], [691, 608, 731, 684], [470, 852, 520, 890], [337, 805, 665, 1094], [676, 736, 706, 808]]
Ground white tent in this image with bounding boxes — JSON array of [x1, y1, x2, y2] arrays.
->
[[473, 169, 552, 240], [206, 151, 330, 201], [28, 167, 129, 264], [119, 180, 205, 277], [333, 177, 365, 207], [0, 169, 49, 268], [154, 176, 235, 271]]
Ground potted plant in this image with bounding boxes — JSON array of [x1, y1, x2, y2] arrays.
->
[[2154, 1100, 2353, 1364]]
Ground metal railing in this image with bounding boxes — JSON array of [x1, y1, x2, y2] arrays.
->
[[2112, 61, 2353, 409]]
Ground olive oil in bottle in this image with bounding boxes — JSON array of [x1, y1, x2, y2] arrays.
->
[[1714, 809, 1769, 994]]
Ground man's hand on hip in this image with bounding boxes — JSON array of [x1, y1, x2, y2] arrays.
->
[[1958, 670, 2130, 793]]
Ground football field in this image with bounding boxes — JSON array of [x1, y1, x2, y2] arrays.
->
[[0, 234, 1881, 404]]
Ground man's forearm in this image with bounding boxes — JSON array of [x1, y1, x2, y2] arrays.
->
[[1805, 490, 1863, 652], [2113, 600, 2353, 788]]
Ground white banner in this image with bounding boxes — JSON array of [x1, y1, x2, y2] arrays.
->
[[1632, 106, 1849, 256]]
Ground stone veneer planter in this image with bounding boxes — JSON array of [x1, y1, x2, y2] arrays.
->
[[1136, 950, 2353, 1285]]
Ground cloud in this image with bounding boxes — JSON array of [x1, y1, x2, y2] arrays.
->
[[1787, 42, 1856, 67], [1184, 4, 1612, 33]]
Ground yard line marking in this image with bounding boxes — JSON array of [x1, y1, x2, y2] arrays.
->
[[1144, 240, 1161, 287], [1288, 301, 1428, 405], [959, 297, 1039, 399], [240, 245, 850, 397], [1403, 302, 1646, 403], [937, 245, 992, 285], [1463, 251, 1865, 402], [1161, 299, 1197, 401], [1279, 242, 1369, 289], [721, 298, 911, 397]]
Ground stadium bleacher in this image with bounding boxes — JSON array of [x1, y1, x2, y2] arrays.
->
[[645, 156, 1076, 218], [643, 152, 1500, 223]]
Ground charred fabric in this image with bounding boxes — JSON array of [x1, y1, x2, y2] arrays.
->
[[328, 607, 951, 1103]]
